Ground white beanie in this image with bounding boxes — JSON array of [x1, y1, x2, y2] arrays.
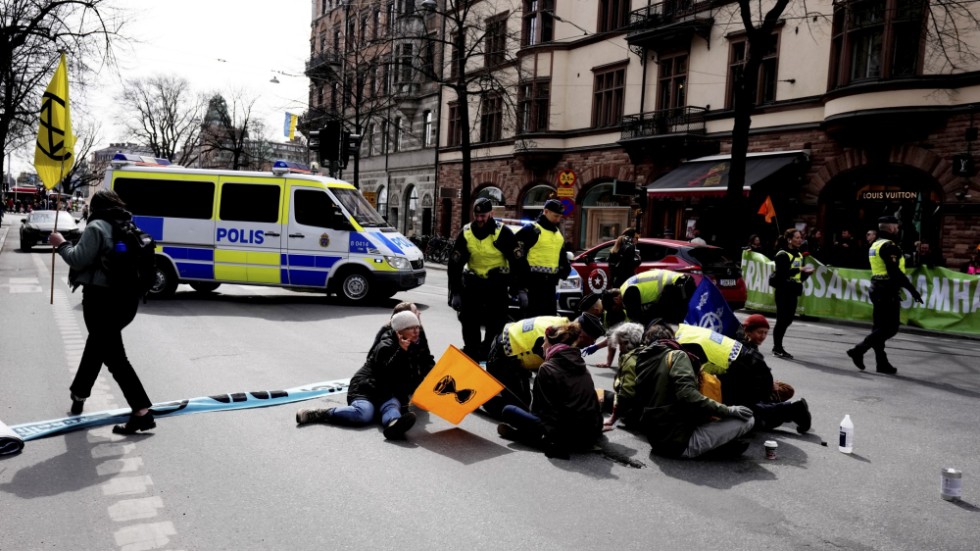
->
[[390, 311, 420, 332]]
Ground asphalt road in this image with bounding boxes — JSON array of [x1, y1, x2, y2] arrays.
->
[[1, 213, 978, 551]]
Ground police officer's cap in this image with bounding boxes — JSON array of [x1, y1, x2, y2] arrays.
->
[[877, 215, 899, 225], [578, 293, 601, 313], [543, 199, 564, 214], [473, 197, 493, 214]]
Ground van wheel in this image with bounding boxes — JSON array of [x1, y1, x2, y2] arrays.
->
[[190, 282, 221, 293], [148, 259, 178, 299], [336, 269, 371, 303]]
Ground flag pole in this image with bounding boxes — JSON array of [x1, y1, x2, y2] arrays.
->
[[49, 164, 65, 305]]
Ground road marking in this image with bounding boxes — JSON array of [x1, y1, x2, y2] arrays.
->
[[108, 496, 164, 522], [102, 475, 154, 496], [113, 521, 176, 551], [97, 456, 146, 476], [0, 276, 42, 293]]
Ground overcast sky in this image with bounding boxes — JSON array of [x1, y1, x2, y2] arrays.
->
[[10, 0, 311, 175]]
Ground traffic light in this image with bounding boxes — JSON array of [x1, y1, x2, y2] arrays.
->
[[340, 132, 362, 169], [320, 120, 342, 163]]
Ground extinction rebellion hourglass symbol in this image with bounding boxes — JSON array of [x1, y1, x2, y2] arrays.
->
[[434, 375, 475, 404]]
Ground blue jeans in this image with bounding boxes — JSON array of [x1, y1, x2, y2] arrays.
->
[[500, 405, 545, 440], [331, 397, 403, 427]]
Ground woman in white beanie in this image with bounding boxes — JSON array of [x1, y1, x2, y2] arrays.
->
[[296, 309, 434, 439]]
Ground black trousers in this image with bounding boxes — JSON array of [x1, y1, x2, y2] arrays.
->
[[70, 286, 152, 411], [459, 274, 509, 362], [772, 286, 799, 350], [523, 275, 558, 318], [855, 285, 901, 364]]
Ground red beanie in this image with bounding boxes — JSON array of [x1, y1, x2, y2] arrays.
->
[[743, 314, 770, 331]]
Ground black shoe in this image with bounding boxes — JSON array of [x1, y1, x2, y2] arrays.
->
[[846, 348, 866, 371], [296, 407, 334, 425], [772, 348, 794, 360], [383, 412, 417, 439], [112, 412, 155, 435], [497, 423, 519, 441], [876, 364, 898, 375], [69, 394, 85, 416], [794, 398, 812, 434]]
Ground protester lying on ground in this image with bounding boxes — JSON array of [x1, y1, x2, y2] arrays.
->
[[496, 322, 603, 459], [482, 314, 603, 418], [295, 310, 434, 439], [676, 323, 811, 434]]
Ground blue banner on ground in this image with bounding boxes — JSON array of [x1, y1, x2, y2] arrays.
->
[[5, 378, 351, 445], [685, 277, 741, 339]]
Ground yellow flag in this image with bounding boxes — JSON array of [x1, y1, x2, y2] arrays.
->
[[34, 53, 74, 190], [411, 345, 504, 425]]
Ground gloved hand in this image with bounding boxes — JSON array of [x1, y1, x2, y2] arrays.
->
[[516, 290, 528, 309], [911, 289, 924, 304], [581, 344, 598, 357], [727, 405, 754, 420], [449, 294, 462, 310]]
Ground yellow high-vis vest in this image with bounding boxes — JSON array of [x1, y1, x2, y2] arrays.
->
[[463, 222, 508, 277], [526, 223, 563, 274], [501, 316, 569, 369], [674, 323, 744, 375]]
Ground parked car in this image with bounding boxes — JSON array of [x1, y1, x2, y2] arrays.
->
[[20, 210, 82, 251], [500, 218, 582, 318], [571, 238, 747, 310]]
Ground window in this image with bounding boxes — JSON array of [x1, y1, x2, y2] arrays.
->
[[657, 53, 687, 110], [114, 178, 215, 219], [423, 110, 434, 147], [220, 183, 281, 223], [398, 43, 413, 83], [830, 0, 925, 88], [374, 9, 381, 39], [450, 31, 461, 79], [381, 120, 389, 153], [387, 2, 395, 33], [346, 18, 355, 51], [360, 14, 368, 42], [333, 29, 341, 52], [424, 33, 436, 78], [592, 64, 626, 128], [523, 0, 554, 46], [448, 102, 462, 146], [480, 93, 503, 142], [518, 79, 550, 132], [485, 13, 508, 67], [294, 189, 338, 228], [598, 0, 629, 32], [366, 123, 375, 156], [394, 117, 403, 152], [399, 0, 415, 15], [727, 34, 778, 109]]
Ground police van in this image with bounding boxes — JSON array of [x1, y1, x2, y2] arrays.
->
[[104, 154, 425, 303]]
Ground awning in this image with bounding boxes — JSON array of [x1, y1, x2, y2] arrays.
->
[[9, 186, 39, 195], [647, 150, 808, 196]]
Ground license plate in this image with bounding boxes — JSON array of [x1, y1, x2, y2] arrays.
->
[[719, 279, 736, 287]]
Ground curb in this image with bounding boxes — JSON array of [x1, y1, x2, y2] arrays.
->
[[0, 226, 8, 255], [425, 261, 447, 271]]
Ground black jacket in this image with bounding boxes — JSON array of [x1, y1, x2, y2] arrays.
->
[[531, 346, 602, 450], [348, 326, 435, 406]]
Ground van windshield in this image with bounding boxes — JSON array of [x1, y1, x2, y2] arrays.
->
[[332, 188, 390, 228]]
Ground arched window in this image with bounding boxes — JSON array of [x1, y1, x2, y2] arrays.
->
[[376, 185, 388, 219], [580, 181, 630, 248], [521, 184, 555, 220], [403, 185, 418, 235]]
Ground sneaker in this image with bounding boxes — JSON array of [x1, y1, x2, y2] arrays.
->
[[876, 364, 898, 375], [794, 398, 812, 434], [296, 407, 333, 425], [846, 348, 866, 371], [772, 348, 794, 359], [383, 412, 417, 439]]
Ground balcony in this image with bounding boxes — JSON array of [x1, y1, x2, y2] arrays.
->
[[626, 1, 714, 53], [618, 106, 716, 163], [305, 51, 343, 79]]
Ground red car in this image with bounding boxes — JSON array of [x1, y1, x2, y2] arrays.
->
[[571, 238, 747, 310]]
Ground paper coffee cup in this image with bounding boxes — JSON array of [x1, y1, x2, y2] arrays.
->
[[764, 440, 778, 460]]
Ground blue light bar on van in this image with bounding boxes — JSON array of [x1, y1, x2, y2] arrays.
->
[[272, 160, 312, 174], [110, 153, 173, 166]]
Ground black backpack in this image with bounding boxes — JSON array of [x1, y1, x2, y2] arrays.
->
[[102, 219, 158, 299]]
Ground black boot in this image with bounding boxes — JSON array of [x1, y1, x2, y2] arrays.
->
[[69, 394, 85, 416], [112, 412, 156, 435], [846, 347, 866, 371], [793, 399, 812, 434], [874, 349, 897, 374]]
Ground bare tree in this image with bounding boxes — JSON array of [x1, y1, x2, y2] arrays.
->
[[119, 75, 205, 165], [0, 0, 120, 179], [198, 91, 266, 170], [59, 120, 102, 196]]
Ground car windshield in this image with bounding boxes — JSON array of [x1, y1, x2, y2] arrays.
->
[[29, 211, 75, 227], [332, 188, 390, 228], [688, 247, 735, 266]]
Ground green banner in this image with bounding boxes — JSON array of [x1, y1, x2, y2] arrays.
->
[[740, 250, 980, 335]]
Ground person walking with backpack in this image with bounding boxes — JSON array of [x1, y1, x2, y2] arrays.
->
[[49, 190, 156, 435]]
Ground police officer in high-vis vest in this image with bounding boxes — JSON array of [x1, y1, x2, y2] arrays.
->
[[619, 269, 696, 327], [514, 199, 571, 317], [847, 215, 923, 374], [482, 314, 604, 418], [447, 198, 520, 362], [771, 228, 815, 359]]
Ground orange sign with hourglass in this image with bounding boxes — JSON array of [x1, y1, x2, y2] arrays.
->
[[411, 345, 504, 424]]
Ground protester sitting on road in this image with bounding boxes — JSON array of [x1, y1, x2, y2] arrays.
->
[[677, 323, 811, 433], [483, 314, 604, 418], [496, 322, 603, 459], [600, 322, 646, 430], [626, 323, 756, 459], [295, 310, 434, 439]]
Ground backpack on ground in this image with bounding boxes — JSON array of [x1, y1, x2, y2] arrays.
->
[[102, 219, 158, 299]]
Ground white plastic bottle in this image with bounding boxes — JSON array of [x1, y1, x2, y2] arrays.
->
[[839, 414, 854, 454]]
